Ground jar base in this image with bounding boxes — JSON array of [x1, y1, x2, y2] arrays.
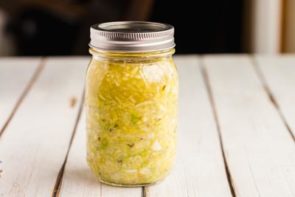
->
[[96, 177, 165, 188]]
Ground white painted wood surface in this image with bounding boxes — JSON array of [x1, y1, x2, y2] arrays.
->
[[203, 55, 295, 197], [255, 55, 295, 138], [0, 58, 41, 133], [145, 56, 232, 197], [0, 58, 88, 196], [1, 56, 295, 197]]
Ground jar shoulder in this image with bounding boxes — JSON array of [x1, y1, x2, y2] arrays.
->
[[86, 57, 178, 106], [86, 57, 178, 85]]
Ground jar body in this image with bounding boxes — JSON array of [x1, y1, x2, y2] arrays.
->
[[86, 49, 178, 186]]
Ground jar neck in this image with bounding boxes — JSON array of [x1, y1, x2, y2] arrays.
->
[[89, 48, 175, 60]]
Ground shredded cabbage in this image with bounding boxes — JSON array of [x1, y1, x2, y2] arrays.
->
[[86, 51, 178, 186]]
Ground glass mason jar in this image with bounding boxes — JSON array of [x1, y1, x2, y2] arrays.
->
[[86, 21, 178, 186]]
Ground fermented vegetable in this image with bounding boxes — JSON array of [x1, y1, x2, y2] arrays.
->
[[86, 50, 178, 186]]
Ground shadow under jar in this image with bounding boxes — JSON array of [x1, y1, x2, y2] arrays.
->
[[86, 21, 178, 187]]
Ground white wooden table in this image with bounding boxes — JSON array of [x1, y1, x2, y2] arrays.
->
[[0, 55, 295, 197]]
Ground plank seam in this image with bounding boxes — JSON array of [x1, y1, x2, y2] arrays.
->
[[0, 58, 46, 138], [100, 183, 102, 197], [52, 91, 85, 197], [251, 57, 295, 141], [142, 186, 146, 197], [200, 57, 236, 197]]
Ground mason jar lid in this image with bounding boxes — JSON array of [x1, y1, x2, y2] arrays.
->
[[89, 21, 175, 52]]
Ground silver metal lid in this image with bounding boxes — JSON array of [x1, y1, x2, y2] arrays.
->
[[89, 21, 175, 52]]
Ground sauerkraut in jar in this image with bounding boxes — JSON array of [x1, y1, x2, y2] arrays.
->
[[86, 21, 178, 186]]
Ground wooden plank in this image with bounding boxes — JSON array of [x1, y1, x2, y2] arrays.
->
[[100, 184, 141, 197], [203, 55, 295, 197], [0, 58, 41, 135], [59, 110, 142, 197], [255, 55, 295, 138], [146, 56, 232, 197], [0, 58, 88, 196]]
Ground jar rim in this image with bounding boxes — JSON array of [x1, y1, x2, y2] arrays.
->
[[89, 21, 175, 52]]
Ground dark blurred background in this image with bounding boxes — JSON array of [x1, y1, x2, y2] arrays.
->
[[0, 0, 293, 56]]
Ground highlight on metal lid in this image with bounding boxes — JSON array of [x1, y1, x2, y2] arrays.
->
[[89, 21, 175, 52]]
